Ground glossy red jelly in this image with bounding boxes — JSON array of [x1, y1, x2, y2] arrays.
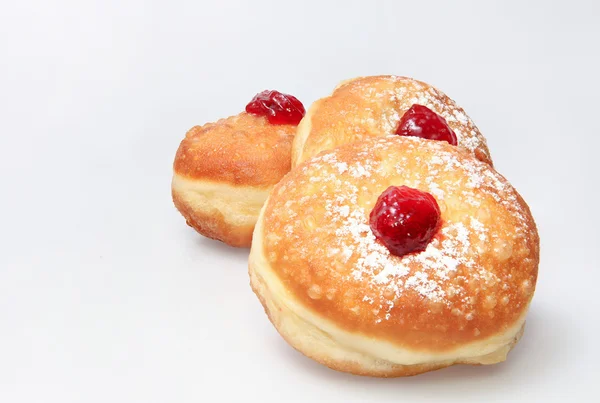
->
[[395, 104, 458, 145], [369, 185, 441, 257], [245, 90, 305, 125]]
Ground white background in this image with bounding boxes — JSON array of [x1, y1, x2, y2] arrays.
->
[[1, 1, 598, 402]]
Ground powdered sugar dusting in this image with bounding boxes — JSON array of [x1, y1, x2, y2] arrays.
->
[[344, 75, 491, 163], [390, 77, 486, 156], [309, 142, 506, 305], [266, 136, 533, 325]]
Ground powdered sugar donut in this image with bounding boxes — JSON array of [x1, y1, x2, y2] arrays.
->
[[250, 135, 538, 377], [292, 75, 492, 168]]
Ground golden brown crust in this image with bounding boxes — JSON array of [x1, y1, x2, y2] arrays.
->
[[174, 112, 295, 186], [261, 136, 539, 352], [172, 186, 254, 247], [292, 75, 493, 167]]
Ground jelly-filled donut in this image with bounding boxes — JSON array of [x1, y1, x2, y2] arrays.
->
[[172, 90, 305, 247], [250, 136, 538, 377], [292, 75, 492, 168]]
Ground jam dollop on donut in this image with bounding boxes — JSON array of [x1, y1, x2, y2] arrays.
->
[[246, 90, 305, 125], [369, 185, 441, 257], [395, 104, 458, 145]]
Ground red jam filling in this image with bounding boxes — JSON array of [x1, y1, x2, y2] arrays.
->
[[369, 185, 441, 257], [395, 104, 458, 145], [245, 90, 305, 125]]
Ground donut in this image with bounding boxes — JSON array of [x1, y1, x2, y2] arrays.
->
[[292, 75, 493, 168], [249, 135, 539, 377], [172, 90, 305, 247]]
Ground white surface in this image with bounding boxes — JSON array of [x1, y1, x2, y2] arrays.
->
[[1, 1, 598, 402]]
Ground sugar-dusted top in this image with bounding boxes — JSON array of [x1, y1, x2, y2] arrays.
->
[[293, 75, 493, 168], [263, 136, 538, 350]]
